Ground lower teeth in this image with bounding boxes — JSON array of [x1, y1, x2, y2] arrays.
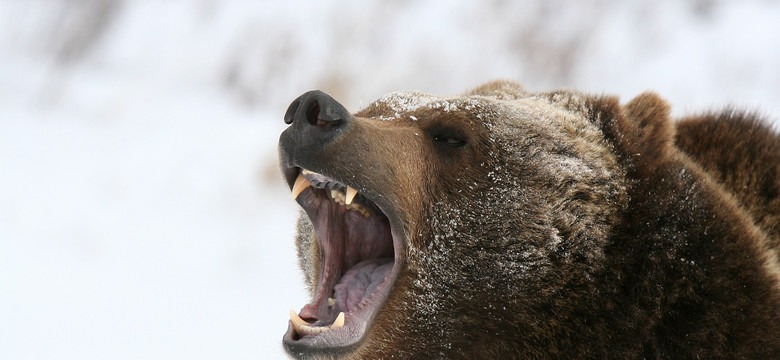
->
[[290, 310, 346, 336]]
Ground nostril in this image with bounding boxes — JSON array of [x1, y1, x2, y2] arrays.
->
[[305, 101, 320, 126], [307, 100, 344, 128], [284, 90, 350, 129]]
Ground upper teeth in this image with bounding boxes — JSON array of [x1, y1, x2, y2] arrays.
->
[[292, 169, 369, 217], [291, 173, 312, 200], [345, 186, 357, 205], [329, 189, 370, 217]]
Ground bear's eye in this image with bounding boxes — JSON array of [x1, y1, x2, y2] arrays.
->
[[434, 135, 467, 148]]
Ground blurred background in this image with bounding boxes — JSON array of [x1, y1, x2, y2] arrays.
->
[[1, 1, 779, 359]]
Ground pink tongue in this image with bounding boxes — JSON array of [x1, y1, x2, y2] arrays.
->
[[333, 257, 393, 313]]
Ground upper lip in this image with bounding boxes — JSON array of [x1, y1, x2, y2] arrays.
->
[[282, 165, 406, 354]]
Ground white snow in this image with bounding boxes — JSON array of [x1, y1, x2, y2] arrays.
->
[[1, 1, 779, 359]]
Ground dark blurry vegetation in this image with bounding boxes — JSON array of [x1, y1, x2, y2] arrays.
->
[[43, 0, 122, 65], [35, 0, 725, 110]]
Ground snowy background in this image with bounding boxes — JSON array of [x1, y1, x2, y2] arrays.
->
[[2, 1, 779, 359]]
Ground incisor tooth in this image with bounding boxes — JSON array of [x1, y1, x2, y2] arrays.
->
[[291, 174, 312, 200], [345, 186, 358, 205], [289, 309, 310, 334], [301, 325, 329, 334], [330, 312, 345, 330], [328, 297, 336, 306], [301, 169, 317, 175]]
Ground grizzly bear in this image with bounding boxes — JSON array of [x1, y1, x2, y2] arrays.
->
[[278, 81, 780, 359]]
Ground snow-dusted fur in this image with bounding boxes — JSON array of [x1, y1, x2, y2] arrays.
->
[[292, 81, 780, 359]]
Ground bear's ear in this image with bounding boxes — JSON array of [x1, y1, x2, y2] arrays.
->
[[467, 80, 528, 99], [621, 92, 675, 171], [589, 92, 675, 176]]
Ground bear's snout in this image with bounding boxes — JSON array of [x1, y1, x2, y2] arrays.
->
[[284, 90, 351, 128], [279, 90, 355, 179], [280, 90, 356, 169]]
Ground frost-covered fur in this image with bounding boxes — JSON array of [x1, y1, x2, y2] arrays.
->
[[293, 81, 780, 359]]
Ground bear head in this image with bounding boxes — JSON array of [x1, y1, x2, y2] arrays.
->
[[277, 81, 778, 358]]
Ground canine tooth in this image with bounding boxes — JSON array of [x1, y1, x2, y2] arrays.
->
[[331, 312, 345, 330], [291, 174, 312, 200], [289, 309, 310, 334], [328, 297, 336, 306], [345, 186, 358, 205], [301, 169, 317, 175]]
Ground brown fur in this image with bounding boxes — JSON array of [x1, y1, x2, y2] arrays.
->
[[675, 111, 780, 244], [285, 81, 780, 359]]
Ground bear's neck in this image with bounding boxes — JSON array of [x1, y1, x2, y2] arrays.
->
[[583, 159, 780, 357]]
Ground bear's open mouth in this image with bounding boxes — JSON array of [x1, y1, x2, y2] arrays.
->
[[282, 167, 404, 354]]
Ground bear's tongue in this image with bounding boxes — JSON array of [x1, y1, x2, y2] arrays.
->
[[296, 257, 393, 331], [332, 257, 394, 313]]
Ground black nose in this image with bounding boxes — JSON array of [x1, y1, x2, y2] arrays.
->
[[284, 90, 351, 129], [279, 91, 354, 169]]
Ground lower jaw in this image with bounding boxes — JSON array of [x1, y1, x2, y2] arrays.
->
[[283, 253, 404, 355]]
